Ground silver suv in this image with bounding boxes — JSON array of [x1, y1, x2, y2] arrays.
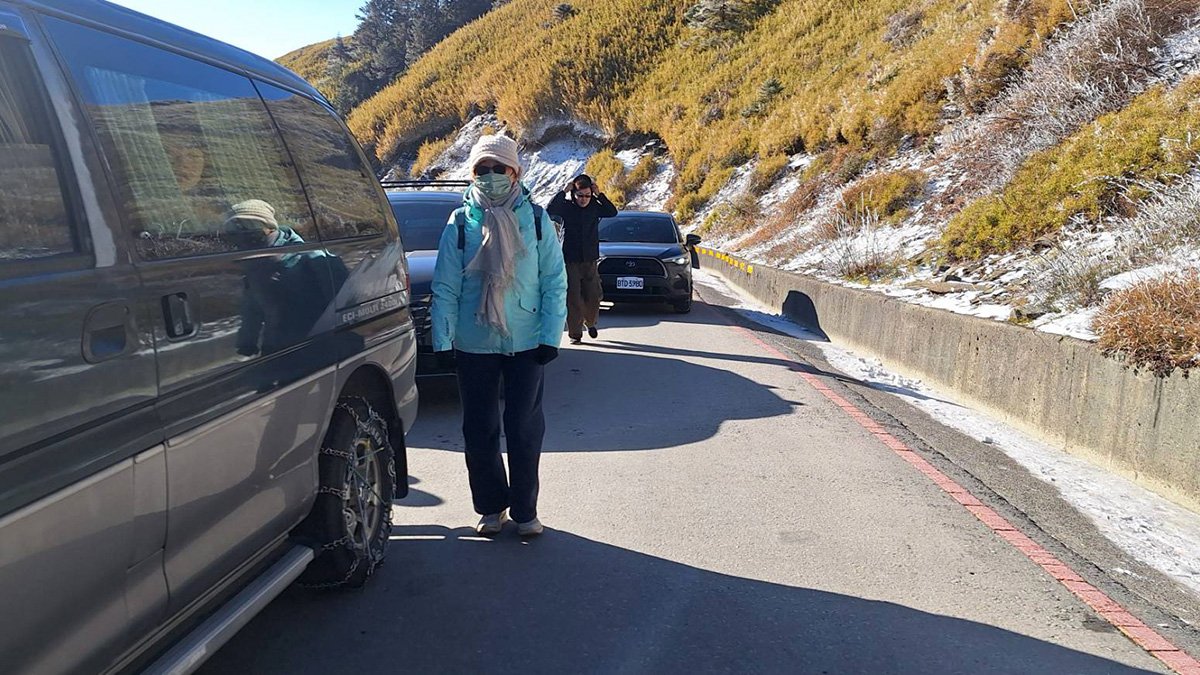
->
[[0, 2, 417, 672]]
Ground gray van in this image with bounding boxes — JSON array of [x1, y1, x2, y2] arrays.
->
[[0, 1, 417, 672]]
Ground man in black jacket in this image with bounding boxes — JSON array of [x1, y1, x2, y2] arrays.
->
[[546, 174, 618, 344]]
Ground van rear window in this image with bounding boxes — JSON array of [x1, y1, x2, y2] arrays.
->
[[257, 83, 389, 241], [44, 19, 316, 260]]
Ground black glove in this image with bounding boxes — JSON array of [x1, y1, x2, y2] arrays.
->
[[534, 344, 559, 365], [435, 350, 455, 369]]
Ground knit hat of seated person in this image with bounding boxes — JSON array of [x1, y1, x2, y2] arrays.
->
[[225, 199, 279, 230], [468, 134, 522, 177]]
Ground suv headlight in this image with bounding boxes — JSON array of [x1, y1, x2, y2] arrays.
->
[[666, 254, 690, 266]]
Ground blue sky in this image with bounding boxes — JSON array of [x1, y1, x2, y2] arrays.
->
[[109, 0, 362, 59]]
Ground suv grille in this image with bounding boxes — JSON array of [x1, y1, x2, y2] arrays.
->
[[599, 257, 666, 277]]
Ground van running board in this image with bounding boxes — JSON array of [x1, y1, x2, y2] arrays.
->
[[143, 545, 314, 675]]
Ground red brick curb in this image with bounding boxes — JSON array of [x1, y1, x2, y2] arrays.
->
[[729, 320, 1200, 675]]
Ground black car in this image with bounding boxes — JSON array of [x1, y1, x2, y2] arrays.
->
[[599, 211, 701, 312], [385, 182, 468, 375]]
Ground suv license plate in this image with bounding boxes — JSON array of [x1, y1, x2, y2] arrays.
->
[[616, 277, 644, 290]]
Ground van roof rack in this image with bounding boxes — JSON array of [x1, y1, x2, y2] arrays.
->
[[380, 180, 471, 190]]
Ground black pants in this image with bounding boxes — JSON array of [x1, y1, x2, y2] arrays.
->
[[456, 349, 545, 523]]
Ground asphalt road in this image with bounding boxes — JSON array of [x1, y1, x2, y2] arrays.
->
[[202, 282, 1180, 674]]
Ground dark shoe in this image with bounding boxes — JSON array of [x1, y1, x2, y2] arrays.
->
[[587, 325, 598, 339], [569, 336, 583, 345]]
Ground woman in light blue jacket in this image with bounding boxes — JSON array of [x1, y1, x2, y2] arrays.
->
[[431, 134, 567, 537]]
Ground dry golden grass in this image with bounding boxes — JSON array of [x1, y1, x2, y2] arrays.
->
[[762, 237, 804, 264], [410, 135, 455, 177], [585, 150, 630, 206], [739, 177, 823, 250], [344, 0, 1090, 191], [748, 153, 790, 195], [277, 38, 340, 83], [1096, 270, 1200, 376], [625, 155, 658, 192], [837, 169, 926, 223]]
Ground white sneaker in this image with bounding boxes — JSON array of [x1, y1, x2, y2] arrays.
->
[[476, 511, 508, 535], [516, 517, 544, 537]]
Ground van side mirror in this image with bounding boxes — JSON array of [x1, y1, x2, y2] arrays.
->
[[685, 234, 702, 247]]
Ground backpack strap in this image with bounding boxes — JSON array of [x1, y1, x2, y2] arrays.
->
[[458, 205, 543, 250]]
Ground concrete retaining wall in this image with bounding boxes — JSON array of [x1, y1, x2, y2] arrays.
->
[[698, 247, 1200, 513]]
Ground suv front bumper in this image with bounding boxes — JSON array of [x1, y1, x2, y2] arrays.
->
[[601, 268, 692, 303]]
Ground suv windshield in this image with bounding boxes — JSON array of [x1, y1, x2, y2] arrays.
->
[[389, 199, 459, 251], [598, 215, 679, 244]]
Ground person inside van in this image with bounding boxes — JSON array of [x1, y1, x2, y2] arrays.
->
[[431, 134, 567, 537], [225, 199, 346, 357]]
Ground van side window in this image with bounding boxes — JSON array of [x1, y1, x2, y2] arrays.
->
[[0, 37, 77, 261], [43, 19, 315, 260], [257, 83, 386, 241]]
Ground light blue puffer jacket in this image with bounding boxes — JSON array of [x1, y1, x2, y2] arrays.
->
[[431, 187, 567, 355]]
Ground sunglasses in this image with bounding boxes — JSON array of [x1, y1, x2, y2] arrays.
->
[[474, 163, 510, 176]]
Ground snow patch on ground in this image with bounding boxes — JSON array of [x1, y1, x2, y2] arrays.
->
[[690, 161, 761, 241], [1099, 264, 1182, 292], [1031, 308, 1102, 341], [404, 114, 499, 181], [757, 157, 807, 213], [422, 114, 601, 205], [413, 114, 676, 211], [625, 155, 676, 212], [694, 268, 1200, 598], [1155, 16, 1200, 79], [520, 135, 597, 205]]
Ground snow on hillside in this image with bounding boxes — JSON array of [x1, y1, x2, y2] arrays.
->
[[616, 148, 675, 212], [404, 106, 1199, 344], [406, 113, 677, 211], [694, 10, 1200, 343], [397, 114, 601, 205], [393, 9, 1200, 346]]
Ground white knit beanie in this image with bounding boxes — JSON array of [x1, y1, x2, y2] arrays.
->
[[468, 134, 522, 176], [225, 199, 278, 229]]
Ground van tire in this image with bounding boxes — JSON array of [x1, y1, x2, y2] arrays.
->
[[296, 397, 395, 589]]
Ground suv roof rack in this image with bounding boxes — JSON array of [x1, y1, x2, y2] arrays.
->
[[380, 180, 471, 190]]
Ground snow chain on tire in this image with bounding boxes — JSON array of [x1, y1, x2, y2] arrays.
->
[[296, 396, 397, 589]]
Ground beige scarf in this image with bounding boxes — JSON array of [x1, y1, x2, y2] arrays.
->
[[464, 182, 526, 336]]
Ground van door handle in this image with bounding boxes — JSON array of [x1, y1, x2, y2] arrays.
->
[[162, 293, 196, 340], [82, 302, 132, 363]]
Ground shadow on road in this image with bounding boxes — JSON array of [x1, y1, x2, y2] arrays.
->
[[397, 475, 444, 508], [203, 524, 1154, 674], [408, 338, 802, 454], [409, 296, 957, 456]]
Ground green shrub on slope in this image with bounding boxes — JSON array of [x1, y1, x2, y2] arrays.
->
[[943, 76, 1200, 259]]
